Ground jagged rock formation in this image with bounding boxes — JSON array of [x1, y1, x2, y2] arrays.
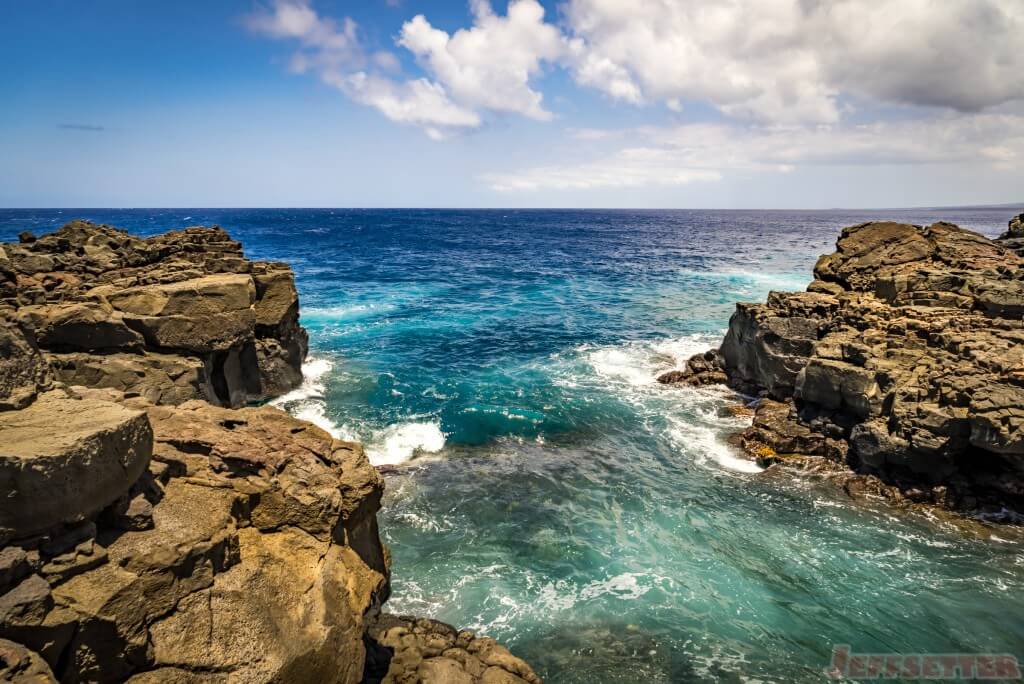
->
[[1, 386, 388, 683], [364, 616, 541, 684], [662, 216, 1024, 519], [999, 212, 1024, 255], [0, 222, 540, 683], [1, 221, 307, 408]]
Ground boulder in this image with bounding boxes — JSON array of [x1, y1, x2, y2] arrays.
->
[[656, 349, 727, 386], [0, 316, 50, 411], [0, 392, 152, 541], [364, 615, 541, 684], [0, 638, 57, 683], [5, 390, 391, 683]]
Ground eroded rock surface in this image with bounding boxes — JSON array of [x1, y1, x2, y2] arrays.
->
[[663, 216, 1024, 520], [364, 616, 542, 684], [0, 392, 152, 542], [0, 221, 308, 408], [1, 386, 389, 683]]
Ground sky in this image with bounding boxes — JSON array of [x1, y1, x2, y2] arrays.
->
[[1, 0, 1023, 209]]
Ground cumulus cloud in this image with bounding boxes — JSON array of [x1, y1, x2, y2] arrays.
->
[[325, 72, 481, 138], [485, 115, 1024, 191], [248, 0, 1024, 147], [399, 0, 565, 120], [248, 0, 563, 136], [247, 0, 478, 135], [563, 0, 1024, 123]]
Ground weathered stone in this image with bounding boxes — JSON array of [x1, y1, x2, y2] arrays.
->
[[705, 218, 1024, 516], [47, 351, 212, 406], [656, 349, 727, 386], [0, 316, 50, 411], [0, 638, 57, 683], [0, 392, 152, 541], [16, 302, 143, 352], [365, 615, 541, 684], [0, 221, 308, 407]]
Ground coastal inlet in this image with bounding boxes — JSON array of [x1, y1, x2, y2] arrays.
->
[[2, 208, 1023, 683]]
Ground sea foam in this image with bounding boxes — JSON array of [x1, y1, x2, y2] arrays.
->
[[272, 356, 445, 466], [366, 421, 447, 466], [582, 333, 763, 474]]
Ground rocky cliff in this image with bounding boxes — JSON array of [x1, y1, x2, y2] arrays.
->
[[0, 222, 540, 684], [2, 221, 307, 408], [661, 215, 1024, 521]]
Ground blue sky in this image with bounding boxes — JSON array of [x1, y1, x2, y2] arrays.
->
[[2, 0, 1023, 208]]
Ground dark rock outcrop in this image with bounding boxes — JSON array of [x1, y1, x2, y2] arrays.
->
[[663, 215, 1024, 520], [0, 221, 539, 683], [998, 212, 1024, 256], [0, 221, 308, 408]]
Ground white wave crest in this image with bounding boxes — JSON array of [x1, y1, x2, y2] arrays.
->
[[667, 420, 763, 474], [366, 421, 447, 466], [585, 332, 722, 387], [578, 334, 763, 475], [270, 357, 354, 440]]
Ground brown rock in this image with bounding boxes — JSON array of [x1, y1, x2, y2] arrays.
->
[[0, 316, 50, 411], [707, 219, 1024, 515], [0, 638, 57, 683], [0, 392, 152, 541]]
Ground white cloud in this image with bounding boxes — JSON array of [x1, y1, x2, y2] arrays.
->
[[248, 0, 478, 135], [486, 115, 1024, 191], [248, 0, 1024, 147], [325, 72, 481, 133], [248, 0, 565, 136], [563, 0, 1024, 123], [398, 0, 566, 120]]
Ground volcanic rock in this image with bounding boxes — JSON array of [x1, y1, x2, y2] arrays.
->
[[0, 392, 152, 542], [0, 221, 307, 407], [674, 215, 1024, 519]]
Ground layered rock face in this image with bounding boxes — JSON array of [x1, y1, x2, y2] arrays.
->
[[663, 217, 1024, 518], [0, 222, 541, 683], [1, 386, 389, 683], [2, 221, 307, 408]]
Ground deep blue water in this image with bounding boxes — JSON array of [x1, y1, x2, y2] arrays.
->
[[3, 208, 1022, 683]]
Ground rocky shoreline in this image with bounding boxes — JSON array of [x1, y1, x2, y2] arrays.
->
[[662, 214, 1024, 524], [0, 221, 539, 683]]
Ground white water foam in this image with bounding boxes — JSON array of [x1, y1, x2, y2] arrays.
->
[[366, 421, 447, 467], [272, 357, 446, 466], [302, 302, 397, 320], [580, 333, 763, 474], [585, 333, 721, 388], [270, 357, 355, 439]]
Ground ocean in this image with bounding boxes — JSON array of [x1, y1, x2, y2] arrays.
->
[[3, 207, 1022, 682]]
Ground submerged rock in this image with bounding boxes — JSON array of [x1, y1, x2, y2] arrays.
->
[[364, 615, 542, 684], [689, 215, 1024, 519]]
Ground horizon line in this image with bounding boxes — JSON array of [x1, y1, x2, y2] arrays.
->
[[1, 202, 1022, 213]]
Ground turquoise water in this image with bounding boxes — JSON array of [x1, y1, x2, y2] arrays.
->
[[3, 208, 1022, 682]]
